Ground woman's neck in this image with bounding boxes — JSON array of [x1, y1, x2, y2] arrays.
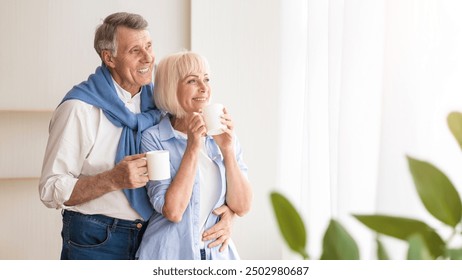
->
[[171, 115, 187, 134]]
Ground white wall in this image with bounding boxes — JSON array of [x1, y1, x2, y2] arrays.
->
[[0, 0, 190, 110], [0, 0, 285, 259]]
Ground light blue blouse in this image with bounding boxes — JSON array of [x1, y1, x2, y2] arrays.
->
[[136, 115, 248, 260]]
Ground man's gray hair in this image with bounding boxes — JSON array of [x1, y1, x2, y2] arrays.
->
[[94, 12, 148, 59]]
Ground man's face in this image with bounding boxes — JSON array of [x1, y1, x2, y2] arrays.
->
[[105, 26, 155, 95]]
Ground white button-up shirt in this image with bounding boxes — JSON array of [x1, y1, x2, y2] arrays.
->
[[39, 80, 143, 221]]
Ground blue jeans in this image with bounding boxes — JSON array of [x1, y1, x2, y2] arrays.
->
[[60, 210, 147, 260], [200, 249, 206, 260]]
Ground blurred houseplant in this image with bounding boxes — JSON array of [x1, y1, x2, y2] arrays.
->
[[270, 112, 462, 260]]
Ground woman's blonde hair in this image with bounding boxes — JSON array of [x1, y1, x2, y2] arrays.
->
[[154, 51, 210, 118]]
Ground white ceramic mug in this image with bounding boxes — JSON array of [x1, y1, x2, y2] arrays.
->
[[146, 150, 170, 180], [203, 103, 226, 136]]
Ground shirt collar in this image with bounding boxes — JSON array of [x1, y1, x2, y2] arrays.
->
[[112, 78, 141, 108], [159, 115, 177, 141]]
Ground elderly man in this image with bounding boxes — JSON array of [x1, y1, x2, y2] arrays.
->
[[39, 12, 235, 260]]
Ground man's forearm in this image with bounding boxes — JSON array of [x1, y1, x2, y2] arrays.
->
[[64, 170, 116, 206]]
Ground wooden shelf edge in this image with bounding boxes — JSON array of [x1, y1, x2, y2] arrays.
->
[[0, 109, 54, 113], [0, 177, 40, 181]]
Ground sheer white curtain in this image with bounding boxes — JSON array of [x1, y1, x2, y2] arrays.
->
[[278, 0, 462, 259]]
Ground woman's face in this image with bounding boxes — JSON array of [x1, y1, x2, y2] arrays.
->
[[177, 72, 211, 115]]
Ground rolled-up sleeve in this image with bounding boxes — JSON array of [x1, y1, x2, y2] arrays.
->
[[234, 135, 248, 177], [140, 127, 172, 215], [38, 100, 96, 209]]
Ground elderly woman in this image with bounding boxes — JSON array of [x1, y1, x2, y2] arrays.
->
[[136, 51, 252, 260]]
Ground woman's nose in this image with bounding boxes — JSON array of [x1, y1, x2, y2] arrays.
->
[[198, 80, 207, 92]]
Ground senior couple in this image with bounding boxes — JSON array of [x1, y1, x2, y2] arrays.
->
[[39, 12, 252, 260]]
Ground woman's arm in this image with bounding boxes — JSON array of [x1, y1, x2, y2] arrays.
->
[[213, 109, 253, 216], [162, 113, 206, 223], [221, 146, 253, 216], [162, 143, 198, 222]]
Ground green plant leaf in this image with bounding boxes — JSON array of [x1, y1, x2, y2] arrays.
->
[[376, 238, 389, 260], [447, 111, 462, 150], [407, 156, 462, 227], [320, 219, 360, 260], [354, 214, 445, 258], [445, 248, 462, 260], [270, 191, 309, 259], [354, 215, 429, 238], [407, 233, 433, 260]]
